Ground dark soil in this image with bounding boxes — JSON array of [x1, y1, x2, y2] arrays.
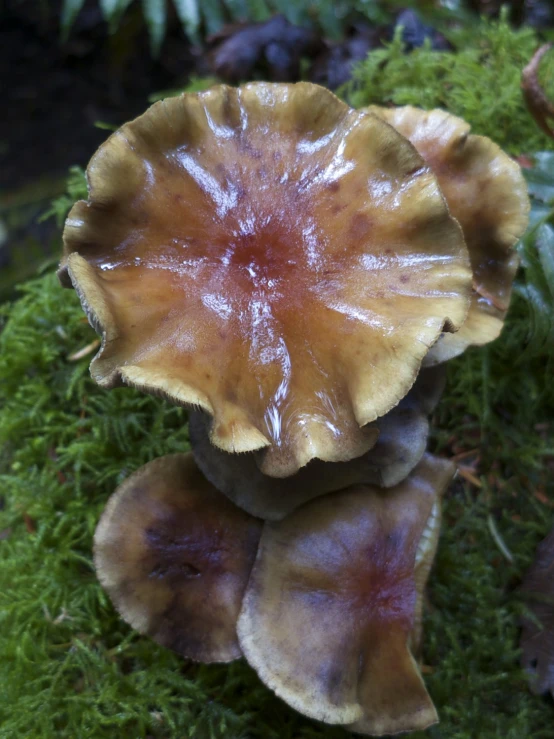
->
[[0, 1, 200, 299], [1, 0, 197, 191]]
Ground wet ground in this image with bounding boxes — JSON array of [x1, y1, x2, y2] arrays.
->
[[0, 1, 197, 298], [2, 1, 197, 190]]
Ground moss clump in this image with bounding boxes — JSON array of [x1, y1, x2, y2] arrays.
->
[[2, 17, 554, 738], [347, 14, 554, 155], [1, 269, 553, 739]]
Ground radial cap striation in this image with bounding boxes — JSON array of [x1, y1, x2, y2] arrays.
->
[[238, 454, 455, 735], [61, 83, 471, 476]]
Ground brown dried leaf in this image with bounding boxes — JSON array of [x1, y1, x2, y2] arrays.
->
[[23, 513, 36, 533]]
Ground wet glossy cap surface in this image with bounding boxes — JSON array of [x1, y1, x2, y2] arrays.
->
[[62, 83, 471, 475], [368, 105, 529, 363]]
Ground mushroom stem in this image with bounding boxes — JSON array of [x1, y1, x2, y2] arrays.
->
[[189, 367, 445, 520]]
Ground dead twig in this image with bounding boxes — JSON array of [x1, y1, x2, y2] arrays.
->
[[522, 43, 554, 140], [457, 465, 483, 488], [487, 515, 514, 564], [67, 339, 100, 362], [452, 448, 479, 463]]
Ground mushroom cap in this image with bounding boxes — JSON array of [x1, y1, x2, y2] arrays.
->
[[411, 492, 442, 655], [93, 453, 262, 662], [237, 454, 455, 734], [407, 363, 446, 415], [61, 83, 470, 476], [189, 366, 446, 520], [366, 105, 530, 363], [519, 526, 554, 697]]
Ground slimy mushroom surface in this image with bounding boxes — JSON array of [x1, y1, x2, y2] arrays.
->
[[367, 105, 530, 363], [94, 453, 262, 662], [61, 82, 470, 476], [189, 366, 446, 520], [237, 454, 455, 735]]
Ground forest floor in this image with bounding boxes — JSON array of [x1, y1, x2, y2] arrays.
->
[[1, 9, 554, 739]]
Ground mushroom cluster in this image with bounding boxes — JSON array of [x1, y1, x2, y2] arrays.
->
[[60, 83, 529, 735]]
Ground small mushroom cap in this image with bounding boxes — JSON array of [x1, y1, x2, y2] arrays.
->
[[189, 366, 445, 520], [237, 454, 455, 734], [93, 453, 262, 662], [424, 294, 504, 365], [61, 82, 470, 477], [519, 526, 554, 697], [367, 105, 530, 363]]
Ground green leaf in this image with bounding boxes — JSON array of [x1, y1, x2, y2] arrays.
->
[[99, 0, 119, 17], [224, 0, 249, 22], [93, 121, 118, 131], [173, 0, 201, 42], [352, 0, 389, 24], [534, 152, 554, 176], [347, 16, 554, 156], [524, 152, 554, 204], [142, 0, 167, 56], [271, 0, 310, 26], [245, 0, 271, 23], [99, 0, 134, 32], [528, 201, 553, 230], [200, 0, 226, 36], [516, 218, 554, 355], [148, 76, 219, 103], [60, 0, 86, 42], [536, 223, 554, 302], [315, 0, 344, 41]]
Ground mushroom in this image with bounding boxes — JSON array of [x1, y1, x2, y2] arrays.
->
[[237, 453, 455, 735], [189, 365, 446, 520], [366, 105, 530, 363], [519, 525, 554, 697], [94, 453, 262, 662], [60, 82, 471, 478]]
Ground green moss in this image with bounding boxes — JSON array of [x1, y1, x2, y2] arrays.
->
[[347, 14, 554, 155], [2, 18, 554, 737], [1, 268, 553, 739]]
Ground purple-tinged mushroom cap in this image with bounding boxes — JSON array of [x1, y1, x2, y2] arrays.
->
[[94, 453, 262, 662], [237, 454, 455, 734]]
